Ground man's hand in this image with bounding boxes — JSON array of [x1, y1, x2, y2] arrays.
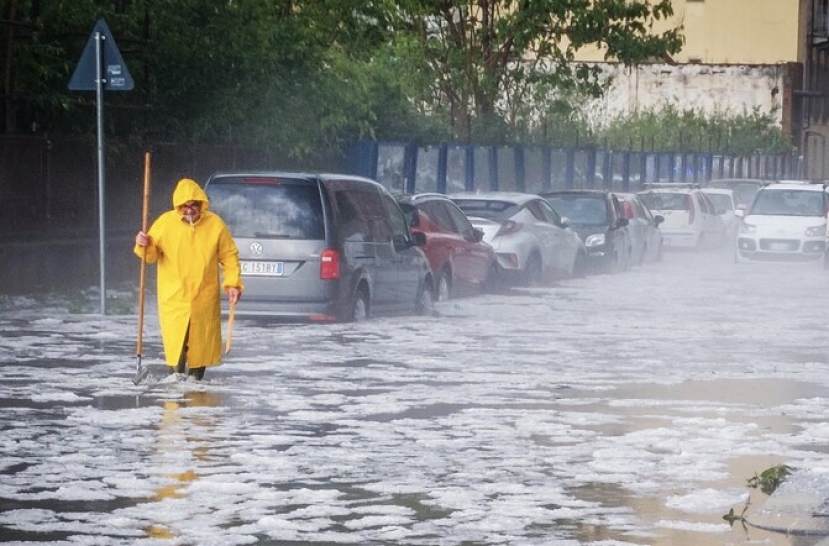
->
[[227, 287, 241, 304], [135, 231, 150, 247]]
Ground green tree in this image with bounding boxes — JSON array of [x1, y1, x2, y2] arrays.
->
[[385, 0, 684, 142]]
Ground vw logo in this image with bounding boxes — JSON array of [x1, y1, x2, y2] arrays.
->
[[249, 241, 263, 257]]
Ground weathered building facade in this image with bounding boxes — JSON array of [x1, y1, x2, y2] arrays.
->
[[576, 1, 829, 178]]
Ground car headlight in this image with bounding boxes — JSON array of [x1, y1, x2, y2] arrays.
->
[[585, 233, 606, 247], [739, 222, 756, 235], [805, 225, 825, 237]]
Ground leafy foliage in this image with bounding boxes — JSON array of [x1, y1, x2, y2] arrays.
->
[[589, 106, 794, 154], [0, 0, 790, 163], [747, 464, 794, 495]]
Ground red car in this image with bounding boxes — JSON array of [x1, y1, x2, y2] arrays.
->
[[396, 193, 498, 300]]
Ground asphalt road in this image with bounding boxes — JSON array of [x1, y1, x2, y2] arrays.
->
[[2, 245, 829, 546]]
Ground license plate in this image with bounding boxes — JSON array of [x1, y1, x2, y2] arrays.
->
[[241, 260, 284, 276], [768, 243, 790, 251]]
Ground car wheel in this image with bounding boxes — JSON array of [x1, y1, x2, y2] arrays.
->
[[435, 269, 451, 301], [416, 279, 435, 316], [523, 253, 543, 287], [483, 262, 504, 293], [350, 286, 369, 322], [571, 251, 587, 279]]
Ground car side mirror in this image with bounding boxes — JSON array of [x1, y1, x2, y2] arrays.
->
[[393, 233, 413, 252], [734, 209, 745, 219], [470, 227, 484, 242], [392, 231, 426, 252], [654, 215, 664, 226], [617, 218, 629, 228]]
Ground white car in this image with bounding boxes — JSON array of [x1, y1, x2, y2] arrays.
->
[[616, 192, 665, 265], [449, 192, 588, 285], [706, 178, 766, 210], [735, 181, 828, 263], [702, 188, 739, 242], [637, 185, 725, 249]]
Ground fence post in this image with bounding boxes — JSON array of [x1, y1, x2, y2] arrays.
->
[[542, 146, 552, 191], [347, 140, 379, 179], [404, 143, 418, 193], [586, 148, 596, 189], [489, 146, 499, 191], [622, 152, 631, 192], [465, 146, 475, 191], [436, 144, 448, 194], [514, 145, 525, 192], [565, 149, 575, 189]]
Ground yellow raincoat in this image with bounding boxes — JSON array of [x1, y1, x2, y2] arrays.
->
[[134, 179, 243, 368]]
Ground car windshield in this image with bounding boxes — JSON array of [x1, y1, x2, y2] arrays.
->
[[206, 178, 325, 239], [544, 195, 607, 226], [452, 199, 514, 220], [749, 189, 826, 217], [707, 182, 762, 207], [704, 193, 733, 214], [639, 192, 689, 211]]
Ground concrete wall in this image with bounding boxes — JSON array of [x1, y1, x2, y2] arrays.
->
[[583, 63, 787, 128]]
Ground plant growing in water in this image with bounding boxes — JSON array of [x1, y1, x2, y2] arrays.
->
[[723, 464, 795, 525]]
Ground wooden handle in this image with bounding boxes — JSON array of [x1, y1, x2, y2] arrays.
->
[[137, 152, 151, 357], [225, 299, 236, 355]]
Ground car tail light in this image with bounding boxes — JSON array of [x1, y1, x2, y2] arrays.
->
[[687, 195, 695, 225], [320, 249, 340, 279], [495, 220, 522, 237], [501, 253, 520, 268]]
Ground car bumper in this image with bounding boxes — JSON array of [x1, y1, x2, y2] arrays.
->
[[585, 247, 615, 269], [223, 298, 343, 322], [736, 237, 825, 262], [661, 230, 699, 248]]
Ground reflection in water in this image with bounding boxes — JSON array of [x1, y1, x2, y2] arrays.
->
[[144, 389, 222, 539]]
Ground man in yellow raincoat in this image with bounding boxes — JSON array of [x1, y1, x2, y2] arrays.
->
[[134, 178, 243, 380]]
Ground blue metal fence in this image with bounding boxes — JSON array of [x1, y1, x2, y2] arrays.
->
[[347, 141, 804, 194]]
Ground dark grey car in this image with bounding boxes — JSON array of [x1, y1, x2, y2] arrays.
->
[[205, 172, 434, 322]]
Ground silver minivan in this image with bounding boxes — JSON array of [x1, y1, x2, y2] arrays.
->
[[205, 172, 434, 322]]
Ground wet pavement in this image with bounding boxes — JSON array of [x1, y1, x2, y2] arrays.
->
[[2, 247, 829, 545]]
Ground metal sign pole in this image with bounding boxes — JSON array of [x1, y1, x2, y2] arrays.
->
[[96, 31, 106, 315], [68, 19, 133, 316]]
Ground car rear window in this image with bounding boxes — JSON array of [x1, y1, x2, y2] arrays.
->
[[704, 193, 733, 214], [707, 182, 762, 207], [206, 177, 325, 239], [544, 195, 607, 226], [452, 199, 514, 220], [639, 192, 688, 211]]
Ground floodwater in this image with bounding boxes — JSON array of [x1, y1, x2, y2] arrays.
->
[[2, 246, 829, 545]]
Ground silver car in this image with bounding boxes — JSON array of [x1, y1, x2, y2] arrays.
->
[[205, 172, 434, 322], [616, 192, 664, 265], [448, 192, 587, 285]]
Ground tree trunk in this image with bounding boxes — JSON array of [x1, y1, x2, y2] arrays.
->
[[3, 0, 19, 134]]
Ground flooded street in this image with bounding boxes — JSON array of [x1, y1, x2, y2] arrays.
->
[[2, 247, 829, 545]]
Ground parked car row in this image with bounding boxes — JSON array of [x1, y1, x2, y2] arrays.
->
[[205, 171, 796, 324]]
